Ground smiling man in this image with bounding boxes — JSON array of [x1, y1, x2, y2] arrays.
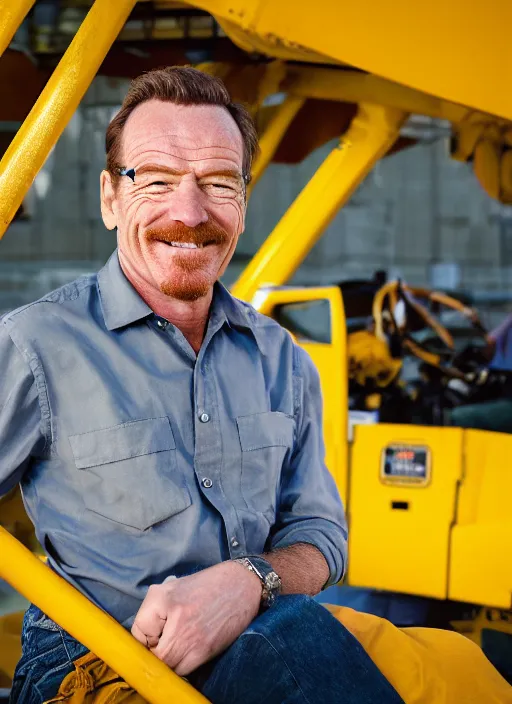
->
[[1, 68, 404, 704]]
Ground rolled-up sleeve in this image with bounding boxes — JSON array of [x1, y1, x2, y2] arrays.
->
[[0, 318, 47, 497], [269, 346, 348, 586]]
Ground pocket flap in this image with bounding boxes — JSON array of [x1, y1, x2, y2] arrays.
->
[[237, 412, 295, 452], [69, 417, 176, 469]]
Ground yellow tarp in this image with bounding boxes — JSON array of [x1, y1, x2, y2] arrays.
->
[[45, 652, 146, 703], [40, 605, 511, 703], [328, 605, 512, 704]]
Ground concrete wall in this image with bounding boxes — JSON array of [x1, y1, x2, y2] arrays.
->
[[2, 76, 512, 322]]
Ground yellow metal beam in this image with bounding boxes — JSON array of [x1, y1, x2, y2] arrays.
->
[[0, 527, 207, 703], [232, 103, 407, 302], [185, 0, 512, 122], [249, 96, 305, 192], [284, 66, 478, 125], [0, 0, 35, 57], [0, 0, 137, 239]]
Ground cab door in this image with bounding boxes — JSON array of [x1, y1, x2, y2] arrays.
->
[[254, 285, 348, 505]]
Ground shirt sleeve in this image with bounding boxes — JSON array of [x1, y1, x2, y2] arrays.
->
[[269, 345, 348, 587], [0, 318, 47, 497]]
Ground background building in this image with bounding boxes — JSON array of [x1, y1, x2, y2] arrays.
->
[[2, 5, 512, 328]]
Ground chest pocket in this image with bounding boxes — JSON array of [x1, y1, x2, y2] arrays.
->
[[236, 412, 295, 520], [69, 417, 191, 531]]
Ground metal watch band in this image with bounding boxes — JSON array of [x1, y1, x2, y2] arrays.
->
[[233, 556, 282, 610]]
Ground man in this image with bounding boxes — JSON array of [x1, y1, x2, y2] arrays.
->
[[1, 67, 403, 703], [451, 313, 512, 432]]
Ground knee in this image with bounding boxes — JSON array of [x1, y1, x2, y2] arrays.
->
[[246, 594, 337, 640]]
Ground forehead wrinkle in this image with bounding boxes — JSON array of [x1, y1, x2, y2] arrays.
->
[[124, 135, 242, 164], [132, 152, 241, 168], [126, 124, 242, 147]]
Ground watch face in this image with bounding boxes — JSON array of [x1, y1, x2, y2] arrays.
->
[[265, 572, 281, 591]]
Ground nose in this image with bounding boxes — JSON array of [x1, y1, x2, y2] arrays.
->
[[167, 180, 208, 228]]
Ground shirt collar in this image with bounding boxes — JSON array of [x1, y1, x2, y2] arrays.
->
[[97, 251, 152, 331], [97, 251, 267, 354], [213, 282, 268, 355]]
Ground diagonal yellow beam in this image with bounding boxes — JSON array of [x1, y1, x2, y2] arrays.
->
[[249, 96, 305, 193], [0, 0, 35, 57], [0, 0, 137, 239], [0, 527, 207, 703], [232, 103, 408, 302]]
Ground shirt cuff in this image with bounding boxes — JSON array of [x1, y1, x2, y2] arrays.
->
[[269, 519, 347, 588]]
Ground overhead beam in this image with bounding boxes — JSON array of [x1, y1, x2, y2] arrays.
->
[[284, 66, 496, 126], [232, 103, 408, 302]]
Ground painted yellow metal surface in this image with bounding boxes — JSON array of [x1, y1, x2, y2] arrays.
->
[[0, 0, 137, 239], [0, 527, 207, 703], [249, 96, 305, 191], [231, 103, 407, 302], [0, 0, 508, 678], [284, 66, 483, 125], [255, 286, 348, 504], [0, 0, 36, 57], [347, 330, 402, 389], [349, 424, 464, 599], [185, 0, 512, 122], [450, 430, 512, 609]]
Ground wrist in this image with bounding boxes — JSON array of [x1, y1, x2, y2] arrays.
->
[[228, 559, 262, 602], [232, 556, 282, 610]]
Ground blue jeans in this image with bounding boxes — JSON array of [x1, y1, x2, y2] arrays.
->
[[11, 596, 404, 704]]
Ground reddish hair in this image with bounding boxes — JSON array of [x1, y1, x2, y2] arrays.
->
[[105, 66, 259, 182]]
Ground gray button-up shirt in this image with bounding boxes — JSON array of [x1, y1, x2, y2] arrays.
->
[[0, 252, 347, 623]]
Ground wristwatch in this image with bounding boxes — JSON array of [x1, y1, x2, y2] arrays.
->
[[233, 556, 282, 609]]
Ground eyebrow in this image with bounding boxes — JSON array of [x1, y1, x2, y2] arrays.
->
[[134, 164, 243, 180]]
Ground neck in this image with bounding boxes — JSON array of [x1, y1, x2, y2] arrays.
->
[[120, 260, 212, 354]]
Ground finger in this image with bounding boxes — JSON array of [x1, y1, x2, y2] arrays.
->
[[131, 588, 167, 645], [131, 621, 160, 649], [131, 612, 165, 646], [150, 614, 183, 669]]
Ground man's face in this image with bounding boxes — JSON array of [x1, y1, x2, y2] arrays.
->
[[101, 100, 246, 301]]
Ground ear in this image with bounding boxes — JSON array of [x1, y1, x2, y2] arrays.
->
[[100, 170, 118, 230]]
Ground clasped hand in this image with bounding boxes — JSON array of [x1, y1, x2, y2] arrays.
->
[[131, 561, 261, 675]]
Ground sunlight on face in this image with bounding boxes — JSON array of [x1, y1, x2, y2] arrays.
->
[[106, 101, 246, 301]]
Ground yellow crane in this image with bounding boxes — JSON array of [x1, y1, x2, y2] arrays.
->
[[0, 1, 511, 701]]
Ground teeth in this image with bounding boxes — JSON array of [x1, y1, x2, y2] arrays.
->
[[169, 242, 201, 249]]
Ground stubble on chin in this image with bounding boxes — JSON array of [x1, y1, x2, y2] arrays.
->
[[145, 221, 229, 302], [159, 277, 210, 302]]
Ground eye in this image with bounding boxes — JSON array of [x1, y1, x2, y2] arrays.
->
[[142, 180, 174, 194], [202, 181, 239, 196]]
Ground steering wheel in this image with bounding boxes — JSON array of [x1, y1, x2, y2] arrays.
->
[[372, 281, 489, 378]]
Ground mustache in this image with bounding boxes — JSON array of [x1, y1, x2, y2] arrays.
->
[[145, 221, 229, 247]]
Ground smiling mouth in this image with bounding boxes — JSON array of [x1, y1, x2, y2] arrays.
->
[[158, 240, 218, 249], [170, 241, 202, 249]]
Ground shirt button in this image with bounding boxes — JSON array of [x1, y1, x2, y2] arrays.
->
[[199, 412, 210, 423], [156, 319, 168, 329], [202, 477, 213, 489], [231, 537, 240, 548]]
